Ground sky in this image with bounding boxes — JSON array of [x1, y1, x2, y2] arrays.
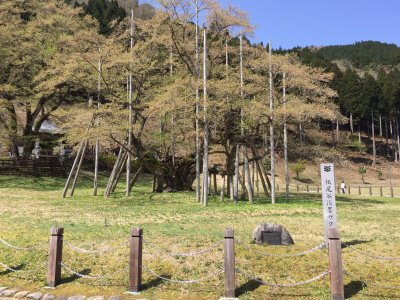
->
[[225, 0, 400, 49]]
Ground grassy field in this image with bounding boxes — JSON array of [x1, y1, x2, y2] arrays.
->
[[0, 174, 399, 299]]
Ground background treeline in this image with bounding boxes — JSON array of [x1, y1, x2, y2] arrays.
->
[[277, 42, 400, 132]]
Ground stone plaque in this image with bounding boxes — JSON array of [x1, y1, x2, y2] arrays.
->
[[252, 223, 294, 245], [261, 231, 282, 245]]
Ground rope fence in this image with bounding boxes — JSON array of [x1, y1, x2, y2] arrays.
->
[[1, 227, 399, 299]]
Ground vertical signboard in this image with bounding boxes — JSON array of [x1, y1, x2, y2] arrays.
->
[[320, 163, 338, 241]]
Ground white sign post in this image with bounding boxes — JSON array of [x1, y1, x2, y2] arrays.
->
[[320, 163, 338, 241]]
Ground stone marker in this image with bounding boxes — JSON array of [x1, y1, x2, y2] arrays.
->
[[252, 223, 294, 245]]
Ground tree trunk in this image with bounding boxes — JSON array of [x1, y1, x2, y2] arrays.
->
[[385, 117, 389, 158], [372, 110, 376, 168], [379, 114, 382, 137], [336, 116, 339, 145], [390, 119, 395, 161], [350, 113, 353, 135]]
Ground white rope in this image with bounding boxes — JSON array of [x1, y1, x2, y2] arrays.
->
[[342, 242, 400, 261], [0, 261, 26, 272], [64, 240, 129, 254], [142, 265, 223, 284], [61, 262, 105, 280], [0, 238, 37, 251], [143, 239, 223, 257], [237, 267, 330, 287], [235, 240, 326, 257]]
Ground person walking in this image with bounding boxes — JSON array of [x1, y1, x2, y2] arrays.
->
[[341, 180, 346, 194]]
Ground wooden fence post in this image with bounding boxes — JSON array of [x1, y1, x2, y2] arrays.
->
[[223, 228, 236, 299], [328, 228, 344, 300], [348, 185, 351, 194], [306, 185, 309, 192], [129, 227, 143, 294], [317, 185, 320, 193], [369, 186, 372, 196], [379, 186, 383, 197], [47, 227, 64, 288], [337, 185, 340, 193], [358, 186, 361, 195], [390, 187, 394, 197], [296, 184, 299, 192]]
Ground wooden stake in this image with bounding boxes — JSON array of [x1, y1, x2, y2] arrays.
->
[[129, 228, 142, 293], [223, 228, 235, 299], [47, 227, 64, 288], [328, 228, 344, 300]]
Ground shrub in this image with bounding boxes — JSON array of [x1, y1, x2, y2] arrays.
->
[[290, 160, 307, 180], [359, 166, 367, 183]]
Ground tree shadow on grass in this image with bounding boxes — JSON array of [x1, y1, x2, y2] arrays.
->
[[59, 268, 91, 284], [0, 263, 25, 275], [142, 275, 167, 290], [236, 279, 263, 297], [345, 280, 365, 298], [336, 196, 384, 205]]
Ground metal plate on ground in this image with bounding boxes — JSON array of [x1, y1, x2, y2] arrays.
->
[[261, 231, 282, 245]]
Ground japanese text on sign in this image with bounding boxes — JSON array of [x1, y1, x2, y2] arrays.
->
[[320, 163, 338, 240]]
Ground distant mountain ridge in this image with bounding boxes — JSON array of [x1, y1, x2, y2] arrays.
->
[[316, 41, 400, 68]]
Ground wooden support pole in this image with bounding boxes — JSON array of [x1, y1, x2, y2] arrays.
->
[[306, 185, 309, 192], [328, 228, 344, 300], [129, 227, 143, 293], [220, 175, 225, 201], [369, 186, 372, 196], [379, 186, 383, 197], [390, 187, 394, 197], [62, 142, 84, 198], [348, 185, 351, 194], [213, 174, 218, 195], [337, 185, 340, 194], [47, 227, 64, 288], [223, 228, 235, 299], [296, 184, 299, 192], [358, 186, 361, 195], [317, 185, 320, 193], [70, 139, 88, 196]]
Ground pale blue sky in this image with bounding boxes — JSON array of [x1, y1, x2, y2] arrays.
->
[[227, 0, 400, 49]]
